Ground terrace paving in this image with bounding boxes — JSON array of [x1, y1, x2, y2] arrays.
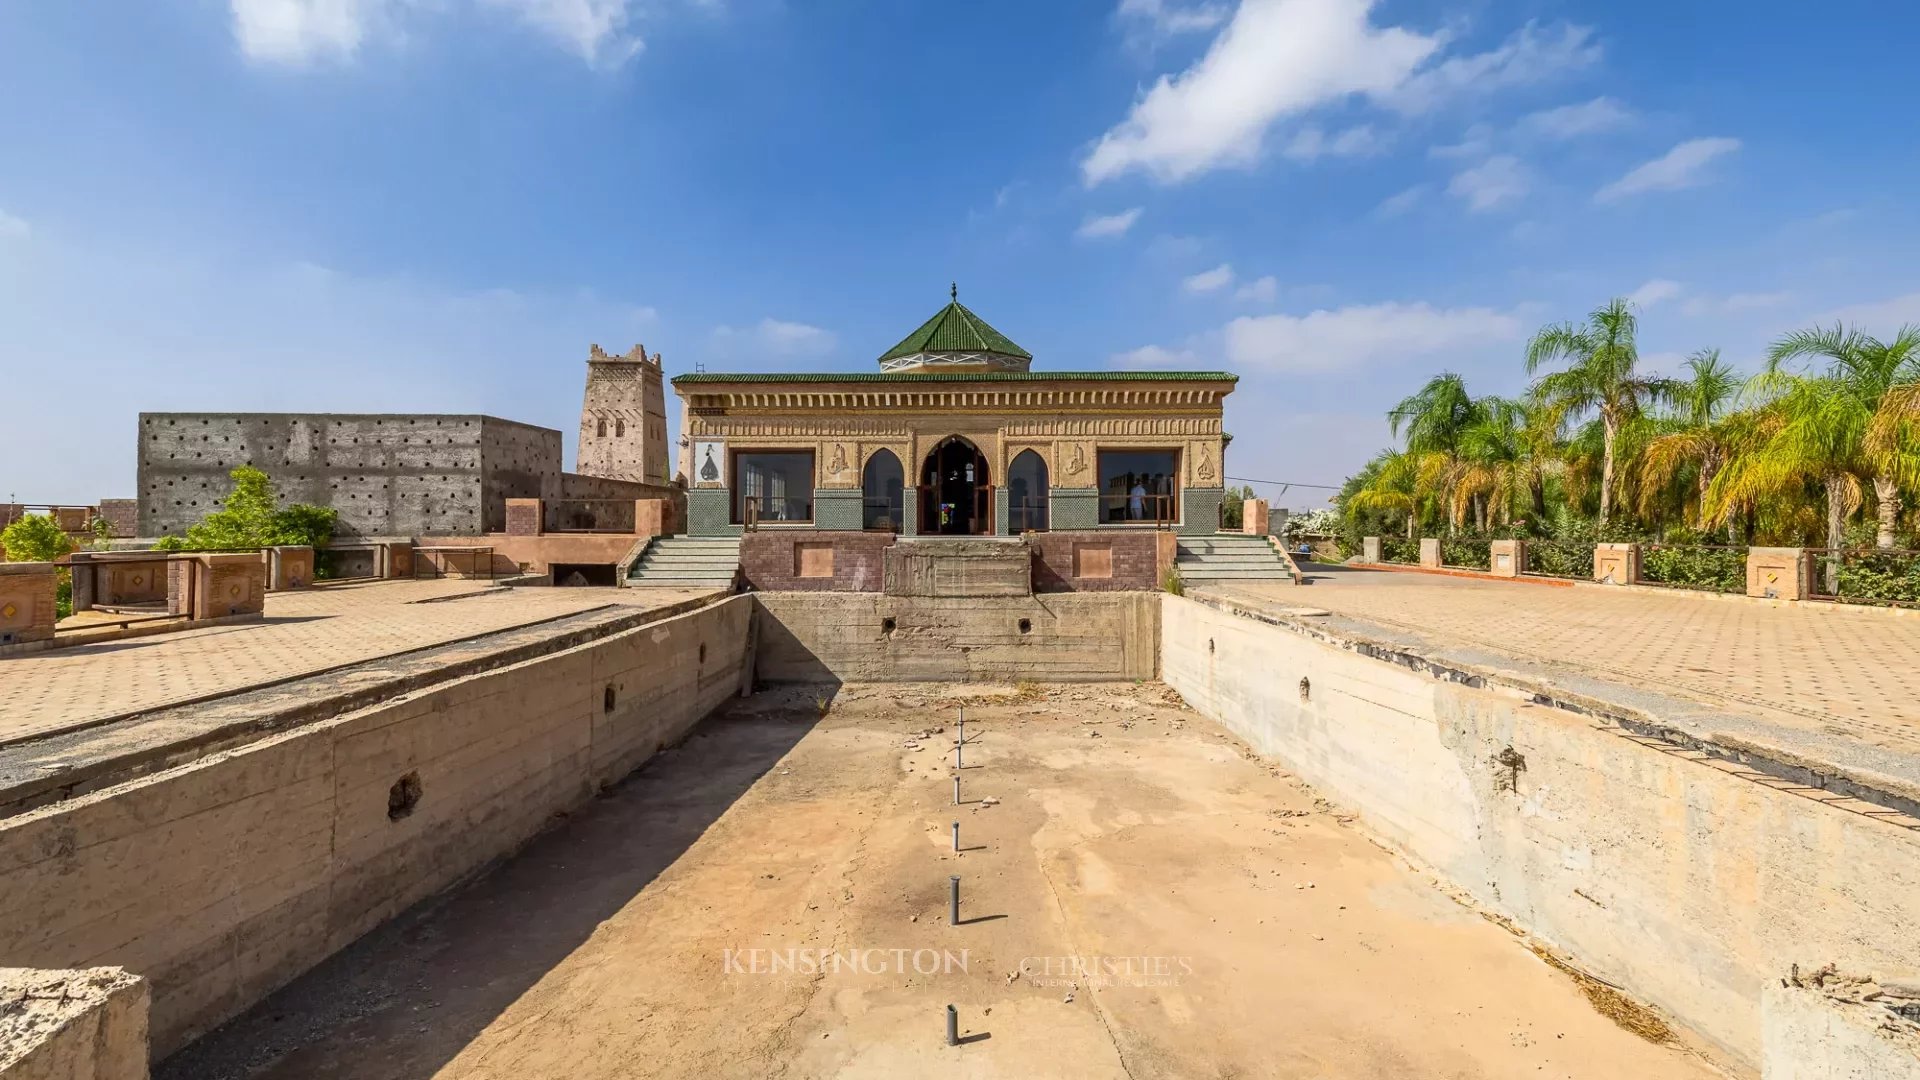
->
[[1204, 564, 1920, 807], [0, 581, 717, 747]]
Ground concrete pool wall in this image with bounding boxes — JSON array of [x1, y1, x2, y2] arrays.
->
[[1160, 591, 1920, 1072], [0, 595, 752, 1058]]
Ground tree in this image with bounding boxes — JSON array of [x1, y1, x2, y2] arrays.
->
[[1, 513, 75, 562], [1219, 484, 1256, 530], [1526, 299, 1679, 531], [1636, 349, 1745, 534], [1344, 450, 1423, 538], [1388, 373, 1485, 533], [154, 466, 338, 551], [1453, 396, 1563, 532], [1759, 324, 1920, 550]]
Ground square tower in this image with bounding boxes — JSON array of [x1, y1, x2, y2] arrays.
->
[[578, 344, 668, 484]]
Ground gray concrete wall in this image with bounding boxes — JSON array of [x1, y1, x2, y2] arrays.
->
[[753, 592, 1158, 683], [138, 413, 566, 539], [1159, 593, 1920, 1070], [0, 596, 752, 1057]]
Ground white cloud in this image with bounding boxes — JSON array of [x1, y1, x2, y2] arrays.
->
[[1282, 124, 1383, 161], [1082, 0, 1441, 185], [229, 0, 388, 65], [1224, 300, 1522, 372], [1077, 207, 1143, 240], [1428, 123, 1494, 160], [1519, 96, 1633, 139], [1626, 278, 1684, 309], [1114, 343, 1201, 368], [481, 0, 644, 65], [0, 208, 28, 239], [1447, 155, 1530, 212], [1183, 263, 1236, 293], [1814, 292, 1920, 331], [1116, 0, 1228, 41], [711, 318, 836, 357], [1234, 275, 1279, 304], [1595, 137, 1741, 202], [228, 0, 646, 67], [1373, 184, 1426, 219], [1680, 290, 1792, 317], [1382, 22, 1602, 114]]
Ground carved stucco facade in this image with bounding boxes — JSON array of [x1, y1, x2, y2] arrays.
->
[[673, 375, 1234, 536]]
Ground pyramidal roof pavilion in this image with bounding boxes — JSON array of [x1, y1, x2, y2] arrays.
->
[[877, 284, 1034, 373]]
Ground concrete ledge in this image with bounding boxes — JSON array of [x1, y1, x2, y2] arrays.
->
[[0, 967, 148, 1079], [1762, 982, 1920, 1078], [1359, 562, 1577, 587]]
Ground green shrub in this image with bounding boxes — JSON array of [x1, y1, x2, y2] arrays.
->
[[1, 513, 75, 563], [1440, 538, 1491, 570], [161, 466, 338, 551], [1829, 551, 1920, 604], [1379, 537, 1420, 564], [1641, 545, 1745, 593], [1524, 541, 1590, 578], [1162, 567, 1185, 596]]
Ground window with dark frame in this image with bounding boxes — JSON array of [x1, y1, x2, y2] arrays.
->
[[733, 450, 815, 523], [1097, 449, 1179, 524]]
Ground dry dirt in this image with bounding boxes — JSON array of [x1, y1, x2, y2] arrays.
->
[[163, 682, 1727, 1080]]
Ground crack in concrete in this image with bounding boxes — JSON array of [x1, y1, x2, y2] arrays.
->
[[1034, 853, 1139, 1080]]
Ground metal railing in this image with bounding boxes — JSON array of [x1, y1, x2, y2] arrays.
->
[[1099, 492, 1176, 527], [1638, 543, 1747, 594], [544, 499, 636, 534], [1439, 537, 1492, 571], [863, 497, 904, 533], [1379, 537, 1421, 565], [1806, 548, 1920, 607], [1007, 497, 1049, 533], [740, 496, 813, 529], [1520, 540, 1591, 579], [412, 546, 496, 581]]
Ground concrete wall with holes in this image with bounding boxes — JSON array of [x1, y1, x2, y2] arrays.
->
[[752, 592, 1159, 683], [0, 595, 751, 1059], [136, 414, 567, 538], [1160, 592, 1920, 1072]]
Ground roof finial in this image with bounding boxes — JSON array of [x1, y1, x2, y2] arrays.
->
[[950, 281, 958, 302]]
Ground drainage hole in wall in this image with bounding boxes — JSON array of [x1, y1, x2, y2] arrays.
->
[[603, 685, 617, 713], [1017, 618, 1031, 634], [387, 772, 423, 821], [1208, 638, 1215, 654], [882, 616, 897, 637], [699, 642, 707, 664], [1298, 677, 1311, 703]]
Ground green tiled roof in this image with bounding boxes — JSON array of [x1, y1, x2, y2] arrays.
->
[[878, 295, 1032, 362], [673, 371, 1236, 384]]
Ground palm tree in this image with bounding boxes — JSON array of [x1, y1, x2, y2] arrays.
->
[[1636, 349, 1743, 534], [1760, 324, 1920, 549], [1525, 299, 1679, 531], [1453, 396, 1562, 531], [1388, 373, 1484, 533], [1345, 450, 1422, 538]]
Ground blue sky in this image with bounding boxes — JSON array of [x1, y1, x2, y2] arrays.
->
[[5, 0, 1919, 510]]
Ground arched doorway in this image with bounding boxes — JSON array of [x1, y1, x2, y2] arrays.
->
[[1007, 449, 1049, 532], [862, 449, 905, 531], [920, 436, 991, 535]]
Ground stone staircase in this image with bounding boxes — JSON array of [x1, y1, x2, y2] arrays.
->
[[624, 536, 741, 591], [1174, 533, 1301, 585]]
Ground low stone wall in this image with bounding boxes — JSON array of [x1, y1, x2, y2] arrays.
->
[[1159, 593, 1920, 1070], [740, 531, 894, 592], [1029, 530, 1161, 592], [0, 967, 148, 1079], [0, 564, 57, 647], [753, 592, 1158, 683], [165, 553, 266, 620], [0, 596, 752, 1058]]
